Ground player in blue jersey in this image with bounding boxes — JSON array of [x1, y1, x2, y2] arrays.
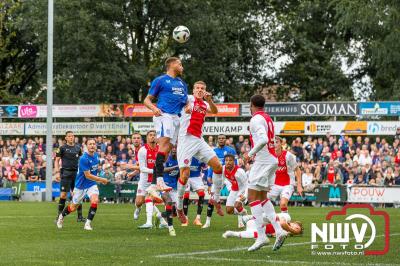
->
[[161, 146, 180, 236], [182, 157, 207, 227], [203, 134, 237, 229], [144, 57, 188, 194], [56, 139, 108, 231]]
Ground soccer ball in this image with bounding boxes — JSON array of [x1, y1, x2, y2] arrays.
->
[[173, 25, 190, 43]]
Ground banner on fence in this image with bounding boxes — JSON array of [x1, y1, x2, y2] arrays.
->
[[25, 122, 130, 135], [314, 185, 348, 202], [359, 102, 400, 116], [347, 186, 400, 203], [0, 105, 18, 118]]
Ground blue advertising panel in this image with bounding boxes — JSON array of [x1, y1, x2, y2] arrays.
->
[[26, 182, 61, 197], [359, 102, 400, 116]]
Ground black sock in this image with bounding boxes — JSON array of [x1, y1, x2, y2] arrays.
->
[[207, 203, 214, 218], [87, 204, 98, 221], [61, 205, 71, 217], [197, 196, 204, 215], [162, 206, 173, 226], [77, 204, 83, 218], [152, 153, 166, 184], [172, 205, 177, 216], [183, 198, 189, 216], [58, 198, 66, 215]]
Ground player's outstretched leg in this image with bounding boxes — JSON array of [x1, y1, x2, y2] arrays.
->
[[176, 167, 190, 224], [202, 202, 213, 228], [181, 192, 190, 226], [77, 204, 86, 222], [153, 205, 168, 229], [261, 198, 288, 251], [193, 190, 205, 226], [138, 198, 154, 229]]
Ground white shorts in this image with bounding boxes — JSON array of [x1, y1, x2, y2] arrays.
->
[[137, 176, 151, 197], [185, 176, 204, 192], [268, 185, 294, 201], [72, 185, 99, 204], [177, 134, 215, 168], [153, 113, 180, 145], [248, 161, 278, 191], [163, 190, 178, 203], [226, 190, 241, 207]]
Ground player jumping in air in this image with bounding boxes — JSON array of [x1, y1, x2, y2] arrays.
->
[[268, 136, 303, 221], [56, 139, 108, 230], [243, 95, 288, 252], [143, 57, 188, 193], [222, 213, 303, 239], [176, 81, 224, 224], [135, 130, 168, 229]]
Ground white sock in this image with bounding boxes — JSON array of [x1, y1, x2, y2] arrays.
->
[[262, 199, 283, 234], [206, 216, 211, 224], [176, 179, 186, 210], [250, 200, 266, 241], [239, 231, 255, 239], [145, 201, 153, 225], [196, 214, 201, 220], [212, 172, 222, 201]]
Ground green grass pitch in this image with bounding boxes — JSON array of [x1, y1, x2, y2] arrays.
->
[[0, 202, 399, 265]]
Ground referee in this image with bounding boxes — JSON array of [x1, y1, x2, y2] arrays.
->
[[55, 131, 85, 222]]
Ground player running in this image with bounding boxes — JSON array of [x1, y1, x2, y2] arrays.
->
[[134, 130, 167, 229], [161, 146, 180, 236], [182, 157, 207, 227], [221, 154, 248, 228], [243, 95, 288, 252], [54, 131, 85, 222], [222, 213, 303, 239], [143, 57, 188, 193], [203, 134, 237, 229], [56, 139, 108, 230], [268, 137, 303, 221], [175, 81, 224, 224]]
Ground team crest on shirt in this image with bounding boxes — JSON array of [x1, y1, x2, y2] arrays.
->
[[184, 159, 189, 165]]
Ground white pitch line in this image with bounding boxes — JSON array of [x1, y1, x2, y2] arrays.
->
[[174, 256, 398, 266], [155, 233, 400, 258]]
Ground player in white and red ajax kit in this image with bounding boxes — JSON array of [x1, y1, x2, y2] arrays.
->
[[243, 95, 288, 252], [176, 81, 224, 224], [268, 136, 303, 222], [222, 154, 248, 228], [134, 130, 167, 229]]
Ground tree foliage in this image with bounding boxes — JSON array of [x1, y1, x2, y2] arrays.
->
[[2, 0, 400, 104]]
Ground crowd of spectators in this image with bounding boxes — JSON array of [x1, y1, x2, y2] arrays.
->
[[1, 128, 400, 191]]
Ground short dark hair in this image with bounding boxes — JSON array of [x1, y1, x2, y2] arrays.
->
[[147, 130, 156, 136], [65, 131, 74, 136], [87, 138, 96, 144], [224, 154, 235, 161], [165, 57, 180, 70], [250, 94, 265, 108]]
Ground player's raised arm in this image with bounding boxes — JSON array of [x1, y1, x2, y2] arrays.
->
[[205, 92, 218, 114]]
